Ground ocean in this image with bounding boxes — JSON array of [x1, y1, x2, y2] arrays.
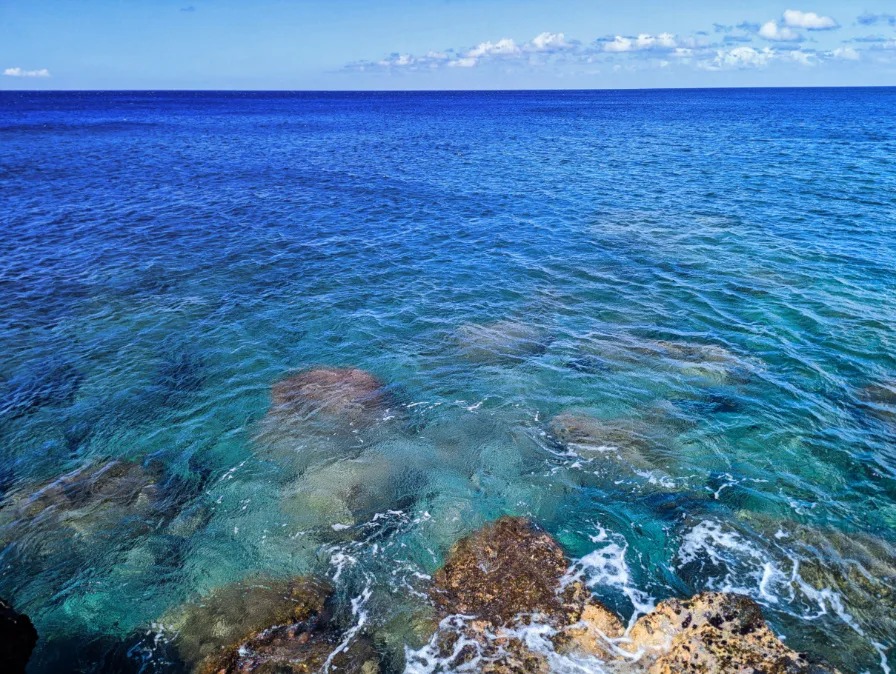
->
[[1, 89, 895, 673]]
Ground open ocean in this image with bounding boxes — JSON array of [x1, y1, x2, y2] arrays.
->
[[1, 89, 895, 673]]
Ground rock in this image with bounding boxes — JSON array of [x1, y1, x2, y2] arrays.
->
[[428, 517, 620, 672], [621, 592, 840, 674], [0, 460, 163, 554], [0, 598, 38, 673], [431, 516, 570, 626], [269, 367, 390, 426], [455, 321, 550, 364], [555, 601, 624, 661], [165, 575, 332, 669], [548, 413, 659, 471], [201, 626, 380, 674], [423, 519, 840, 674], [858, 378, 896, 420]]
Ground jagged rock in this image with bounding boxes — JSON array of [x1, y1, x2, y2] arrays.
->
[[0, 598, 38, 673], [428, 517, 619, 672], [621, 593, 839, 674], [432, 516, 570, 626], [455, 321, 550, 364], [424, 519, 840, 674]]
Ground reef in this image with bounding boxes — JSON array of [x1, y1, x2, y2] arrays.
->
[[163, 575, 379, 674], [423, 517, 840, 673], [0, 598, 38, 674], [454, 320, 551, 364], [269, 367, 390, 426]]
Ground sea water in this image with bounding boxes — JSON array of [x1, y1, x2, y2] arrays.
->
[[1, 89, 895, 673]]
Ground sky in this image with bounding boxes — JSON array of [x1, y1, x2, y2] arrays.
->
[[1, 1, 895, 89]]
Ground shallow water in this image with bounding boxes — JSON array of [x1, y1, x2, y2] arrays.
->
[[1, 89, 895, 673]]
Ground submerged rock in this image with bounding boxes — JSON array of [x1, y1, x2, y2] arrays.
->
[[548, 413, 660, 471], [455, 320, 551, 364], [858, 378, 896, 421], [270, 367, 390, 425], [0, 598, 38, 674], [0, 460, 163, 552], [161, 573, 382, 672]]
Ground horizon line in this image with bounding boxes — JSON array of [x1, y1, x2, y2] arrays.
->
[[2, 84, 896, 94]]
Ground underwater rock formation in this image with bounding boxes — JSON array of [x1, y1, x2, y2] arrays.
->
[[858, 378, 896, 421], [423, 517, 840, 673], [0, 598, 38, 674], [257, 367, 399, 475], [164, 574, 378, 673], [548, 413, 662, 472], [0, 460, 164, 555], [455, 320, 551, 364], [270, 367, 390, 425]]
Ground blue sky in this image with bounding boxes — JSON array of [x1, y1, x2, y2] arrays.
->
[[1, 1, 895, 89]]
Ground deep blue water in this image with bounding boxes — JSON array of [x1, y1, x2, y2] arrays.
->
[[1, 89, 895, 673]]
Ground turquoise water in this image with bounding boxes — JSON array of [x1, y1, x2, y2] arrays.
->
[[1, 89, 895, 672]]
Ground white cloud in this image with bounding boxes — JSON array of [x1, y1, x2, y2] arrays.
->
[[829, 46, 860, 60], [528, 32, 572, 52], [466, 38, 520, 59], [782, 10, 838, 30], [3, 67, 50, 77], [709, 46, 775, 69], [603, 33, 677, 52], [759, 21, 803, 41]]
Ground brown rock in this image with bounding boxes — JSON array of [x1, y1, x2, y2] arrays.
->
[[431, 516, 570, 627], [270, 368, 389, 424], [167, 576, 332, 670]]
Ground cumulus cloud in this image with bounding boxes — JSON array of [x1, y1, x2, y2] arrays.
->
[[782, 10, 838, 29], [601, 33, 677, 52], [857, 12, 896, 26], [829, 46, 860, 60], [708, 46, 775, 69], [528, 32, 574, 53], [759, 21, 803, 41], [3, 67, 50, 77]]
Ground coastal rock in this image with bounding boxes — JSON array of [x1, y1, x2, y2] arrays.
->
[[424, 518, 840, 673], [431, 516, 570, 626], [0, 598, 38, 673], [428, 517, 619, 672], [621, 592, 839, 674], [201, 625, 380, 674], [455, 320, 550, 364]]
